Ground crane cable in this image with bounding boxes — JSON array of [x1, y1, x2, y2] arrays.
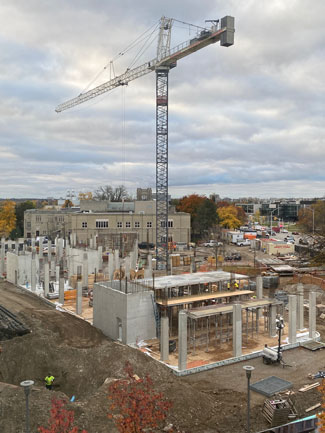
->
[[81, 20, 160, 94]]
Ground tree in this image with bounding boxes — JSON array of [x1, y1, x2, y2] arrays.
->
[[78, 192, 93, 201], [108, 362, 172, 433], [94, 185, 131, 202], [318, 380, 325, 432], [10, 200, 35, 238], [62, 200, 73, 209], [217, 205, 242, 229], [38, 398, 88, 433], [194, 198, 218, 238], [0, 201, 16, 238]]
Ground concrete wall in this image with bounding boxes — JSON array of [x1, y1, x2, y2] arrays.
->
[[6, 252, 39, 285], [69, 248, 101, 274], [93, 282, 156, 345]]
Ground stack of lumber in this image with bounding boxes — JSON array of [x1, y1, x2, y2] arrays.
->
[[69, 273, 106, 289], [183, 256, 191, 266], [262, 399, 293, 426], [299, 382, 320, 392], [170, 255, 181, 267]]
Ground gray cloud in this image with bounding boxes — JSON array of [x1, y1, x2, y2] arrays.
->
[[0, 0, 324, 198]]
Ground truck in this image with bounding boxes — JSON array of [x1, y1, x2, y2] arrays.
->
[[236, 239, 251, 247], [229, 232, 244, 244]]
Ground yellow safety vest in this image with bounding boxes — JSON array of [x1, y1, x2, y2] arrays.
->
[[45, 376, 54, 385]]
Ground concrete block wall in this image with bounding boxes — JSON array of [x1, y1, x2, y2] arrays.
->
[[93, 282, 156, 345]]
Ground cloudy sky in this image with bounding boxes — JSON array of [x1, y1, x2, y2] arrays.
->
[[0, 0, 324, 199]]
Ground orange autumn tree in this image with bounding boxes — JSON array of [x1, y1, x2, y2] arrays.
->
[[318, 380, 325, 431], [0, 200, 16, 237], [108, 362, 172, 433]]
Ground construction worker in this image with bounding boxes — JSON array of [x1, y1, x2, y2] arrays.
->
[[227, 282, 231, 291], [45, 374, 55, 390], [234, 281, 239, 290]]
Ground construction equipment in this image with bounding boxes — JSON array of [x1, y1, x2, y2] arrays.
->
[[56, 16, 235, 270]]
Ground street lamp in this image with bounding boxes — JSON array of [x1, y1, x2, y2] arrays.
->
[[243, 366, 255, 433], [20, 380, 34, 433], [270, 208, 278, 235]]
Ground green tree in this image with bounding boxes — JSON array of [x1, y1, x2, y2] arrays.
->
[[194, 198, 218, 238], [10, 200, 35, 239]]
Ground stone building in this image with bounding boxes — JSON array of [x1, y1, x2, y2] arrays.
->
[[24, 200, 191, 248]]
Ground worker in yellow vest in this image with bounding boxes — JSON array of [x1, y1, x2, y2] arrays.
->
[[45, 374, 55, 390], [234, 281, 239, 290]]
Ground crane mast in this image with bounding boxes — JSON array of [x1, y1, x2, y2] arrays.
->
[[56, 16, 235, 271]]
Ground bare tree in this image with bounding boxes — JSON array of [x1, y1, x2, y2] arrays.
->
[[93, 185, 131, 202]]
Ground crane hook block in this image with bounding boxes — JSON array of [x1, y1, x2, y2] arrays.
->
[[220, 16, 235, 47]]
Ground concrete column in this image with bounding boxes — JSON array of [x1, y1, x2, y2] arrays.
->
[[56, 265, 60, 284], [169, 257, 173, 276], [297, 283, 304, 330], [59, 277, 65, 304], [15, 241, 19, 255], [82, 252, 88, 289], [133, 239, 138, 259], [309, 291, 316, 339], [256, 275, 263, 319], [31, 238, 35, 249], [89, 237, 93, 249], [31, 258, 36, 292], [114, 250, 120, 270], [50, 260, 55, 277], [66, 244, 70, 257], [76, 281, 82, 315], [288, 295, 297, 344], [269, 304, 277, 337], [98, 246, 103, 271], [178, 310, 187, 371], [160, 316, 169, 362], [0, 237, 5, 276], [130, 251, 136, 270], [108, 254, 114, 280], [125, 257, 130, 280], [58, 238, 64, 261], [148, 254, 152, 276], [232, 304, 242, 357], [39, 238, 43, 258], [93, 235, 97, 249], [44, 262, 49, 298]]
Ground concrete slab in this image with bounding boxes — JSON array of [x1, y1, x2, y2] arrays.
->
[[250, 376, 293, 397]]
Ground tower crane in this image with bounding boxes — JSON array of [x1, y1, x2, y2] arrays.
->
[[56, 15, 235, 270]]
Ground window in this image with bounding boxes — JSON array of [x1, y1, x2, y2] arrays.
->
[[134, 221, 140, 228], [96, 220, 108, 228], [82, 222, 87, 228], [125, 222, 131, 228], [147, 221, 152, 228], [161, 220, 173, 228], [36, 216, 41, 222], [117, 222, 123, 228]]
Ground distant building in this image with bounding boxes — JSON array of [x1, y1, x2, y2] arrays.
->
[[24, 200, 191, 248]]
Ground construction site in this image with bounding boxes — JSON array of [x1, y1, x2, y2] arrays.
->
[[1, 12, 325, 433]]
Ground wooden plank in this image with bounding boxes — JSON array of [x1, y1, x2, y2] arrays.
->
[[305, 403, 321, 412], [156, 290, 254, 306], [299, 382, 320, 392]]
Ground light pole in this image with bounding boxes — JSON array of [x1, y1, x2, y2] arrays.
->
[[310, 207, 315, 235], [270, 208, 278, 235], [20, 380, 34, 433], [243, 366, 255, 433]]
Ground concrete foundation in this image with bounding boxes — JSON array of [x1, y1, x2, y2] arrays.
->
[[178, 310, 187, 371], [288, 295, 297, 343], [82, 253, 88, 288], [269, 304, 277, 337]]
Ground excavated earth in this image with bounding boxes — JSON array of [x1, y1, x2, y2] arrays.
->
[[1, 279, 325, 433]]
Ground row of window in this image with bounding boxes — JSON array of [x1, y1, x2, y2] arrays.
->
[[81, 220, 173, 229]]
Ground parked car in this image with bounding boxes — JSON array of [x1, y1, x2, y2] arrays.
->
[[281, 229, 288, 233], [284, 236, 294, 242], [225, 253, 241, 261], [138, 242, 155, 249], [292, 231, 300, 235], [299, 238, 309, 245], [203, 240, 223, 247]]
